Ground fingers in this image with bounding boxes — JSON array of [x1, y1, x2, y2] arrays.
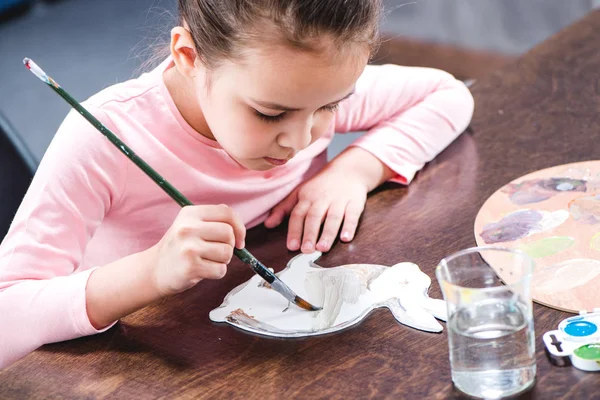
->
[[339, 200, 364, 242], [315, 203, 346, 252], [300, 202, 329, 253], [183, 204, 246, 249], [287, 200, 311, 251], [192, 258, 228, 280], [157, 205, 246, 294], [175, 199, 363, 260], [193, 240, 234, 265], [183, 240, 233, 280], [179, 221, 235, 248], [288, 199, 365, 253], [264, 190, 299, 229]]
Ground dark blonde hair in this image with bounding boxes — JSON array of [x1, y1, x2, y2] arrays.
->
[[179, 0, 382, 68]]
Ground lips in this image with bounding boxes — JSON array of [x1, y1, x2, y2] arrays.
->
[[264, 157, 289, 166]]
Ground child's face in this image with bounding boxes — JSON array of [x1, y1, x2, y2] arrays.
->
[[193, 44, 369, 171]]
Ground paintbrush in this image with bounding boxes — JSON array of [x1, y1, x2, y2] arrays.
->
[[23, 57, 321, 312]]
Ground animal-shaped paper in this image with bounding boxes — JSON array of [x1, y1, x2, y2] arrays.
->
[[209, 252, 447, 337]]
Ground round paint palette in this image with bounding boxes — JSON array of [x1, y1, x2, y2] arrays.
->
[[474, 161, 600, 313], [543, 309, 600, 371]]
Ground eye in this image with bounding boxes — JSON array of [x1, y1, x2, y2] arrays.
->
[[254, 109, 286, 123], [319, 103, 340, 113]]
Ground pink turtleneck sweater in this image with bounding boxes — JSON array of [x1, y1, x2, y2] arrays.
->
[[0, 58, 473, 368]]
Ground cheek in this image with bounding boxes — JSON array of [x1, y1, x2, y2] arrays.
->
[[216, 102, 278, 156], [200, 92, 249, 138], [238, 120, 276, 151], [311, 112, 336, 139]]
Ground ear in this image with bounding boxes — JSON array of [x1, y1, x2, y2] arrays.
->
[[170, 26, 199, 78]]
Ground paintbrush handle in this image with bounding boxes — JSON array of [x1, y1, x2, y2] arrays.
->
[[48, 83, 276, 284]]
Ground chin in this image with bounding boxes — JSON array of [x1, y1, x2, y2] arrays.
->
[[235, 159, 273, 171], [250, 164, 273, 171]]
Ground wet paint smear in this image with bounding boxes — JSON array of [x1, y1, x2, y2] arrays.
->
[[503, 177, 587, 205], [519, 236, 575, 259], [479, 209, 568, 244], [225, 308, 300, 335], [569, 194, 600, 224], [536, 258, 600, 294]]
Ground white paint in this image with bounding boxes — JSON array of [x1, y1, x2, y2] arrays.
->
[[209, 252, 447, 337], [537, 209, 570, 233], [537, 258, 600, 293], [305, 263, 384, 329]]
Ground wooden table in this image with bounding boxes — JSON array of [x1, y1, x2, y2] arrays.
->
[[3, 11, 600, 400]]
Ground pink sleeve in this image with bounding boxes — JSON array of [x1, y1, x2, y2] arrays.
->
[[0, 107, 127, 368], [335, 64, 474, 184]]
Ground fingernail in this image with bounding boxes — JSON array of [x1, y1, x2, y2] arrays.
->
[[342, 232, 351, 241], [302, 241, 314, 252], [317, 240, 328, 250], [289, 239, 299, 250], [241, 240, 246, 249]]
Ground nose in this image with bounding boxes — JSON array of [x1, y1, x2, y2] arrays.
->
[[277, 118, 313, 151]]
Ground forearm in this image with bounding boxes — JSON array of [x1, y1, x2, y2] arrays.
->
[[335, 64, 474, 185], [86, 247, 161, 329], [328, 146, 396, 191]]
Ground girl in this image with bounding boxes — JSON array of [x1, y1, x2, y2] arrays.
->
[[0, 0, 473, 367]]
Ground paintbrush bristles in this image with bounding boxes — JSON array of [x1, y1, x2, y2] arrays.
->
[[295, 296, 322, 311], [23, 58, 50, 84]]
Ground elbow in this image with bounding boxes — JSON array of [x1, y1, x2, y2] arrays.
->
[[459, 80, 475, 132], [447, 77, 475, 135]]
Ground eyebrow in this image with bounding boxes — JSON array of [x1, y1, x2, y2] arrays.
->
[[251, 90, 355, 112]]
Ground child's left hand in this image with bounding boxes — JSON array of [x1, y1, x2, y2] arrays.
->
[[264, 147, 395, 253]]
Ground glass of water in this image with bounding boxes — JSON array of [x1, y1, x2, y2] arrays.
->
[[436, 246, 536, 399]]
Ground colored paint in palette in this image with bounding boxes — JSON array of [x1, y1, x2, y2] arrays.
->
[[474, 160, 600, 313], [543, 309, 600, 371]]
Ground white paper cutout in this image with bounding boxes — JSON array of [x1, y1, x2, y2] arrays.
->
[[209, 252, 447, 337]]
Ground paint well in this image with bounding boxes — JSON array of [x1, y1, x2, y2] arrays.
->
[[573, 343, 600, 360], [564, 321, 598, 337]]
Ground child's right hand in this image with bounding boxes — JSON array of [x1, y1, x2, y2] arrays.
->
[[149, 204, 246, 296]]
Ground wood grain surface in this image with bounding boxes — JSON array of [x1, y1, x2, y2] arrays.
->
[[3, 10, 600, 400]]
